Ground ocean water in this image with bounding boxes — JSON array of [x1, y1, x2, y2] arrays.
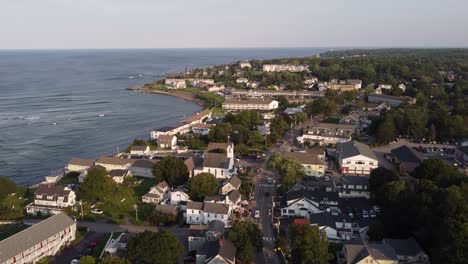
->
[[0, 48, 321, 185]]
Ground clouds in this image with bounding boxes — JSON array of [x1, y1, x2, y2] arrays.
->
[[0, 0, 466, 49]]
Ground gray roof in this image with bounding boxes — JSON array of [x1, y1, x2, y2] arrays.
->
[[187, 201, 204, 210], [203, 153, 230, 169], [108, 169, 129, 177], [227, 175, 241, 189], [130, 145, 148, 151], [131, 159, 157, 169], [34, 184, 72, 202], [204, 202, 229, 215], [391, 145, 425, 164], [341, 176, 369, 186], [218, 239, 236, 263], [228, 190, 241, 203], [207, 220, 225, 234], [0, 213, 76, 263], [155, 204, 178, 215], [68, 157, 95, 167], [338, 141, 377, 160], [384, 237, 426, 257]]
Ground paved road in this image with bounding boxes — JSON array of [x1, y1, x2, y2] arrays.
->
[[24, 219, 159, 233], [53, 232, 107, 264]]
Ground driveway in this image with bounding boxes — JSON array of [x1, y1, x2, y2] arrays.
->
[[53, 232, 107, 264]]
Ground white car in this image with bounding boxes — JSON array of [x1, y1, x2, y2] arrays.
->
[[369, 210, 376, 218], [71, 259, 79, 264], [254, 210, 260, 219], [91, 209, 103, 214]]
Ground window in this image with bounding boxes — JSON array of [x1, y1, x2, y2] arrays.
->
[[369, 162, 374, 165], [207, 213, 210, 217], [288, 209, 295, 214], [282, 209, 287, 213]]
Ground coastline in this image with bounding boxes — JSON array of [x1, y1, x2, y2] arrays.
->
[[127, 86, 206, 107]]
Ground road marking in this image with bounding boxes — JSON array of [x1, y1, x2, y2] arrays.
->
[[263, 236, 276, 241]]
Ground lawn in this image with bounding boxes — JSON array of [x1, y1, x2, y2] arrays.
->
[[57, 176, 79, 185], [0, 186, 29, 220]]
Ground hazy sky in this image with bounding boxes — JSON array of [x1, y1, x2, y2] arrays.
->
[[1, 0, 467, 49]]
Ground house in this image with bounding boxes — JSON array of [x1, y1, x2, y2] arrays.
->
[[67, 157, 95, 172], [297, 122, 357, 145], [309, 212, 361, 241], [0, 213, 76, 264], [246, 81, 260, 89], [338, 240, 398, 264], [222, 98, 279, 111], [337, 141, 378, 176], [376, 84, 392, 94], [44, 169, 65, 184], [194, 142, 236, 179], [187, 201, 204, 225], [129, 145, 150, 156], [454, 145, 468, 167], [398, 83, 407, 92], [283, 149, 327, 176], [191, 78, 215, 87], [196, 239, 236, 264], [169, 188, 190, 206], [185, 156, 196, 178], [304, 76, 318, 84], [339, 176, 370, 199], [220, 175, 241, 195], [339, 113, 361, 126], [95, 156, 132, 171], [239, 61, 251, 69], [165, 78, 187, 89], [130, 159, 157, 178], [182, 109, 212, 125], [383, 238, 430, 264], [391, 145, 426, 175], [158, 134, 177, 149], [108, 169, 132, 184], [188, 220, 226, 252], [226, 190, 241, 210], [330, 79, 362, 91], [236, 77, 248, 84], [150, 125, 191, 140], [205, 84, 225, 92], [155, 204, 178, 216], [203, 202, 230, 226], [192, 123, 215, 136], [368, 94, 415, 107], [142, 181, 169, 204], [262, 64, 308, 72], [104, 233, 133, 257], [283, 106, 305, 115], [26, 184, 76, 216]]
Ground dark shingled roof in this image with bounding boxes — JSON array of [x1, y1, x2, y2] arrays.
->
[[341, 176, 369, 186], [391, 145, 425, 164], [283, 150, 325, 165], [96, 156, 132, 166], [0, 213, 76, 263], [227, 175, 241, 189], [155, 204, 178, 215], [130, 145, 148, 151], [384, 237, 426, 257], [68, 157, 95, 167], [34, 184, 72, 201], [204, 202, 229, 215], [228, 190, 241, 203], [338, 140, 377, 160], [187, 201, 204, 210], [203, 153, 230, 169], [108, 169, 129, 177], [131, 159, 157, 169]]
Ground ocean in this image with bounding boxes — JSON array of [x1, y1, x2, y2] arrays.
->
[[0, 48, 321, 185]]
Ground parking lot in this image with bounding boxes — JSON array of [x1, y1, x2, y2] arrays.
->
[[54, 232, 108, 264]]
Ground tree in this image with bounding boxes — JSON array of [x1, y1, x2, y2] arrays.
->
[[152, 156, 189, 186], [209, 123, 232, 142], [293, 112, 308, 124], [189, 173, 218, 201], [80, 166, 116, 202], [101, 256, 131, 264], [0, 177, 17, 200], [375, 114, 397, 144], [128, 231, 183, 264], [304, 98, 337, 117], [290, 224, 331, 264], [227, 221, 263, 264], [369, 167, 399, 203], [79, 256, 96, 264], [367, 221, 385, 241], [412, 158, 463, 188]]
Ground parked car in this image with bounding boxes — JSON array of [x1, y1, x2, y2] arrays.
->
[[254, 210, 260, 219], [369, 210, 377, 218], [362, 209, 369, 218], [372, 205, 381, 213], [91, 209, 103, 214], [346, 207, 354, 218], [70, 259, 79, 264]]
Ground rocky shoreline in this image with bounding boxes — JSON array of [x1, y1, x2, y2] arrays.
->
[[127, 86, 206, 107]]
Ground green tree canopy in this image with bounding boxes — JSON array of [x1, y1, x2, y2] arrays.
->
[[209, 123, 232, 143], [0, 177, 17, 200], [304, 98, 337, 117], [152, 156, 189, 186], [79, 256, 95, 264], [189, 172, 219, 201], [127, 231, 183, 264], [412, 158, 463, 187], [290, 224, 331, 264], [80, 166, 116, 202], [226, 221, 263, 264], [100, 256, 131, 264]]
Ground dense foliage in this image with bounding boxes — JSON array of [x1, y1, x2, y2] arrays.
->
[[128, 231, 183, 264], [268, 154, 305, 192], [152, 156, 189, 186], [101, 256, 131, 264], [290, 224, 331, 264], [226, 221, 263, 264], [80, 166, 117, 202], [189, 172, 219, 201], [370, 159, 467, 264]]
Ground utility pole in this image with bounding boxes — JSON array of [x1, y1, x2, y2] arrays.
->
[[80, 201, 84, 221], [134, 204, 139, 222]]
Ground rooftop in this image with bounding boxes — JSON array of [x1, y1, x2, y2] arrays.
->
[[224, 98, 275, 105], [283, 150, 325, 165], [204, 202, 229, 215], [68, 157, 95, 167], [203, 153, 230, 169], [337, 140, 377, 160], [96, 156, 132, 166]]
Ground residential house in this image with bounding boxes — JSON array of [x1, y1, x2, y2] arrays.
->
[[158, 134, 177, 149], [192, 123, 215, 136], [95, 156, 132, 171], [246, 81, 260, 89], [155, 204, 178, 216], [194, 142, 236, 179], [330, 79, 362, 91], [129, 145, 150, 156], [205, 84, 225, 92], [220, 175, 241, 195], [339, 113, 361, 126], [222, 98, 279, 111], [182, 109, 212, 125], [169, 188, 190, 206], [398, 83, 407, 92], [185, 156, 196, 178], [304, 76, 318, 84], [338, 176, 370, 199], [165, 78, 187, 89], [239, 61, 251, 69], [188, 220, 226, 252], [191, 78, 215, 87], [203, 202, 230, 226], [283, 105, 305, 115], [236, 77, 248, 84], [26, 184, 76, 216], [130, 159, 157, 178], [262, 64, 309, 72], [337, 140, 378, 176], [338, 240, 398, 264], [309, 212, 361, 241], [78, 165, 106, 183], [226, 190, 241, 210], [283, 149, 327, 176], [368, 94, 415, 107], [375, 84, 392, 94], [383, 238, 430, 264], [297, 122, 357, 145], [67, 157, 95, 173], [187, 201, 204, 225], [142, 181, 169, 204], [108, 169, 132, 184], [197, 239, 236, 264], [150, 125, 191, 140], [391, 145, 426, 175], [0, 213, 76, 264]]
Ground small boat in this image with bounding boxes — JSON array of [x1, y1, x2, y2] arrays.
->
[[98, 114, 105, 117], [52, 122, 57, 125]]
